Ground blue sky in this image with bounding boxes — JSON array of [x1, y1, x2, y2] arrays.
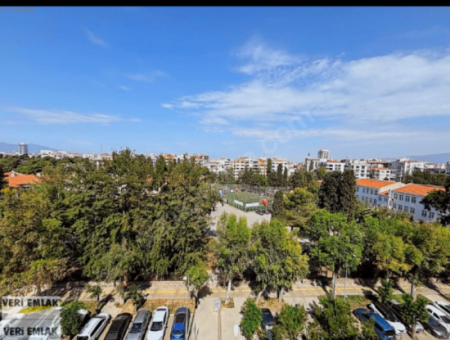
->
[[1, 7, 450, 161]]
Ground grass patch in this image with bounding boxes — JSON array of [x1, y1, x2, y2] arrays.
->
[[344, 295, 371, 310], [77, 301, 96, 315], [221, 298, 235, 308], [255, 298, 285, 312]]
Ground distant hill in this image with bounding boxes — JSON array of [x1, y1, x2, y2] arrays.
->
[[0, 142, 58, 153], [407, 153, 450, 164]]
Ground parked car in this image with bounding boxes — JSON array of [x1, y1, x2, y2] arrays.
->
[[385, 300, 424, 333], [260, 308, 274, 340], [426, 305, 450, 332], [126, 310, 151, 340], [105, 313, 133, 340], [170, 307, 190, 340], [435, 301, 450, 317], [423, 314, 450, 339], [146, 306, 169, 340], [368, 301, 407, 334], [353, 308, 396, 340], [77, 313, 111, 340]]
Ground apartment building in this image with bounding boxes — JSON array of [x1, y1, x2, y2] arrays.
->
[[345, 160, 372, 179], [371, 167, 392, 180], [355, 179, 445, 223], [318, 148, 330, 160], [325, 160, 346, 173], [389, 158, 426, 182], [207, 158, 233, 174]]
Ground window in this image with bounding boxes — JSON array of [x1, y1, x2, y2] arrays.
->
[[370, 198, 372, 204], [399, 195, 404, 200], [412, 197, 416, 204], [405, 196, 410, 202], [362, 188, 365, 193], [356, 187, 359, 192], [394, 194, 398, 199], [430, 212, 435, 219], [370, 189, 374, 195], [398, 205, 402, 210], [410, 207, 415, 214], [422, 210, 427, 217], [378, 196, 382, 201], [384, 197, 388, 202], [393, 203, 397, 209], [374, 190, 378, 195], [404, 206, 408, 212]]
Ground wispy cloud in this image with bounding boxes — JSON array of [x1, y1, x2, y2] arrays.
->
[[9, 107, 138, 124], [83, 28, 107, 47], [119, 86, 131, 91], [163, 40, 450, 150], [125, 71, 166, 83]]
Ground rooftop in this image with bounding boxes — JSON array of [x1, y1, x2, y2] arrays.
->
[[394, 183, 445, 196], [356, 178, 395, 188], [4, 172, 40, 188]]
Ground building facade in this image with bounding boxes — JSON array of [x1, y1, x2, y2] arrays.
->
[[318, 148, 330, 160], [18, 142, 28, 155]]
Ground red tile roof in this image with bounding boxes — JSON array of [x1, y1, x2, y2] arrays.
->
[[356, 178, 395, 188], [372, 167, 390, 170], [4, 172, 40, 188], [393, 184, 445, 196]]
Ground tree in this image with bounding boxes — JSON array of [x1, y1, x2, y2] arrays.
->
[[272, 304, 307, 340], [215, 214, 251, 301], [421, 176, 450, 226], [186, 263, 209, 307], [86, 284, 103, 313], [318, 169, 357, 219], [283, 187, 317, 231], [250, 219, 309, 302], [306, 210, 363, 298], [240, 299, 263, 340], [0, 164, 7, 192], [266, 158, 273, 177], [378, 279, 394, 303], [289, 169, 315, 189], [277, 164, 283, 187], [283, 167, 288, 187], [401, 294, 428, 339], [316, 166, 327, 180], [61, 301, 87, 338], [272, 190, 284, 219], [126, 284, 145, 312], [361, 317, 378, 340], [313, 294, 359, 340]]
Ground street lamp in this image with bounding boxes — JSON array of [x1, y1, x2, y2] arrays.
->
[[344, 254, 356, 301], [183, 275, 189, 339]]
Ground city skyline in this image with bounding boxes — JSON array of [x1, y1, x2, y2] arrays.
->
[[1, 7, 450, 159]]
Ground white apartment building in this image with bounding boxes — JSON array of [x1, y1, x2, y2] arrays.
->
[[355, 179, 444, 223], [207, 158, 233, 174], [345, 160, 372, 179], [389, 158, 426, 182], [318, 148, 330, 160], [325, 160, 346, 173], [371, 167, 392, 181]]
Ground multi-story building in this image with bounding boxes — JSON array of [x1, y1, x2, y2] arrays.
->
[[325, 160, 345, 173], [355, 179, 445, 223], [207, 158, 233, 174], [345, 160, 372, 179], [18, 142, 28, 155], [318, 148, 330, 160], [389, 158, 426, 182], [371, 167, 392, 181], [447, 162, 450, 175]]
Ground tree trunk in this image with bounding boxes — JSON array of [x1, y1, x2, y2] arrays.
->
[[278, 287, 284, 303], [411, 322, 417, 340], [256, 286, 266, 303], [226, 279, 232, 302], [332, 271, 337, 299], [410, 282, 416, 301]]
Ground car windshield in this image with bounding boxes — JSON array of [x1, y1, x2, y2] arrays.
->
[[130, 323, 142, 333], [175, 314, 185, 324], [385, 330, 396, 336], [172, 330, 184, 335], [441, 316, 450, 324], [105, 332, 118, 340], [150, 322, 163, 331]]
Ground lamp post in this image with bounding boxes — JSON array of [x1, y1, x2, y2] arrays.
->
[[344, 254, 356, 301], [183, 275, 189, 339]]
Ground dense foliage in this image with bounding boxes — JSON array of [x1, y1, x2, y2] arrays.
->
[[405, 168, 449, 187]]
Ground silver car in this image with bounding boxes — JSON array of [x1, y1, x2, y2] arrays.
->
[[126, 310, 152, 340]]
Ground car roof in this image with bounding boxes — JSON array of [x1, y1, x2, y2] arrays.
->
[[370, 313, 395, 331], [134, 310, 150, 322], [175, 307, 188, 314], [428, 305, 446, 315], [152, 309, 167, 322], [79, 318, 103, 335]]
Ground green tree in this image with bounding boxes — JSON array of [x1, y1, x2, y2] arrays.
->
[[272, 304, 307, 340], [378, 279, 394, 303], [283, 187, 317, 231], [283, 167, 288, 187], [316, 166, 327, 180], [313, 294, 359, 340], [401, 294, 429, 339], [86, 284, 103, 313], [289, 168, 315, 189], [306, 210, 363, 298], [272, 190, 284, 219], [126, 284, 145, 312], [250, 219, 309, 302], [215, 214, 251, 301], [277, 164, 283, 187], [186, 263, 209, 307], [240, 299, 263, 340], [421, 176, 450, 226], [0, 164, 7, 192], [61, 301, 87, 338], [266, 158, 273, 177], [361, 317, 378, 340]]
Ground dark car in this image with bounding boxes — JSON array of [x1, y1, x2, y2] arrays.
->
[[423, 314, 450, 339], [261, 308, 274, 340], [105, 313, 133, 340], [170, 307, 190, 340]]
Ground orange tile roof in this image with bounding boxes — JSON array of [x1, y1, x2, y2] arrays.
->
[[4, 172, 40, 188], [393, 184, 445, 196], [372, 167, 390, 170], [356, 178, 395, 188], [327, 160, 340, 163]]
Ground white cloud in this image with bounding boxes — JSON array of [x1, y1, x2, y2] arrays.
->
[[125, 71, 166, 83], [163, 41, 450, 151], [9, 107, 138, 124], [84, 28, 107, 47], [119, 86, 131, 91]]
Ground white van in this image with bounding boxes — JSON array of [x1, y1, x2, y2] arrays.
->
[[426, 305, 450, 332], [77, 313, 111, 340]]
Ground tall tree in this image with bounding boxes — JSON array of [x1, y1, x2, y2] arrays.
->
[[272, 304, 307, 340], [250, 219, 309, 302], [316, 166, 327, 180], [0, 164, 7, 192], [215, 214, 251, 301], [272, 190, 284, 219], [421, 176, 450, 226], [277, 164, 283, 187], [306, 210, 363, 298], [61, 301, 88, 338], [186, 263, 209, 307], [401, 294, 429, 339], [240, 299, 262, 340], [283, 167, 288, 186], [283, 187, 317, 231]]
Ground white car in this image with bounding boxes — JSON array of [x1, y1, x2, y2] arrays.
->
[[386, 300, 424, 333], [368, 302, 407, 334], [146, 306, 169, 340], [434, 301, 450, 317], [77, 313, 111, 340], [426, 305, 450, 332]]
